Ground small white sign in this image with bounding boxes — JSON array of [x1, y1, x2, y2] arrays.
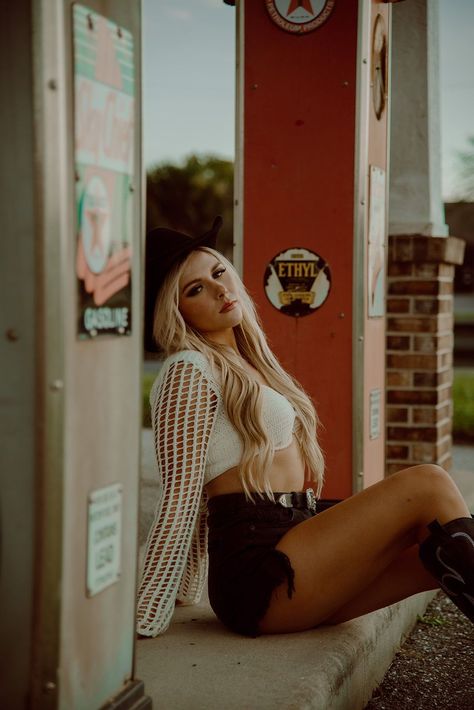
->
[[369, 389, 382, 440], [87, 482, 122, 597]]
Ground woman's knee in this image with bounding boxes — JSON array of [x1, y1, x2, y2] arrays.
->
[[396, 464, 451, 500]]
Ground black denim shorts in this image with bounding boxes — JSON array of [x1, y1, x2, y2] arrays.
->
[[207, 492, 317, 637]]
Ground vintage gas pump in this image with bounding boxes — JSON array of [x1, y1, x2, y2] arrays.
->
[[1, 1, 149, 708], [235, 0, 391, 497]]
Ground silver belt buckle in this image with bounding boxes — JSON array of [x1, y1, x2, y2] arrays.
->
[[277, 493, 293, 508], [306, 488, 317, 512]]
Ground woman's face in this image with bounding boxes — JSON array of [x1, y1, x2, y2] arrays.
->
[[178, 250, 243, 343]]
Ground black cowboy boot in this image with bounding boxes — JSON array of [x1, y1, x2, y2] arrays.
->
[[419, 517, 474, 622]]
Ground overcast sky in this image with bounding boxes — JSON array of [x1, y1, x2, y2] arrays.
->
[[439, 0, 474, 199], [142, 0, 474, 200]]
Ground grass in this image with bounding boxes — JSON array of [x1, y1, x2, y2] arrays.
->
[[454, 312, 474, 324], [142, 367, 474, 442], [142, 372, 156, 429], [416, 613, 446, 627], [453, 368, 474, 443]]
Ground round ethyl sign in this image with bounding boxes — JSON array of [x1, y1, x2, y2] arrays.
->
[[264, 247, 331, 317], [265, 0, 336, 34]]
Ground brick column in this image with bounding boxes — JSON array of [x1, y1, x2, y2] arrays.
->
[[386, 235, 465, 475]]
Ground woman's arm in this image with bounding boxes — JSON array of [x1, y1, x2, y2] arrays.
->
[[176, 490, 209, 605], [136, 359, 218, 636]]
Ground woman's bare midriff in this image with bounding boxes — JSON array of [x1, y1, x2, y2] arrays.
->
[[205, 436, 306, 498]]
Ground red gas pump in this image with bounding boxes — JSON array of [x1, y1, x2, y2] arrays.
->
[[236, 0, 391, 497]]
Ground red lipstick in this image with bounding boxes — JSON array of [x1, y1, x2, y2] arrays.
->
[[220, 300, 237, 313]]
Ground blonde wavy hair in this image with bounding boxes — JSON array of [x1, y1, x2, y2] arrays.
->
[[152, 247, 324, 499]]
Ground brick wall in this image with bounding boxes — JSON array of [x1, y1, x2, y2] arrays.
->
[[386, 235, 465, 475]]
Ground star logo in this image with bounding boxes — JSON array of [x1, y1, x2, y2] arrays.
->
[[286, 0, 315, 17], [265, 0, 336, 34]]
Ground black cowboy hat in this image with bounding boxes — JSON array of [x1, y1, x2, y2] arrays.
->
[[144, 216, 223, 352]]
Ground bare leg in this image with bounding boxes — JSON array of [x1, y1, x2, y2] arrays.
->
[[324, 545, 437, 624], [259, 465, 470, 633]]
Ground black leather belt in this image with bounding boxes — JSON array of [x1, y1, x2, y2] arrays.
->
[[277, 488, 317, 512]]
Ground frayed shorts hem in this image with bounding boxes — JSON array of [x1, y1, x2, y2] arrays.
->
[[207, 492, 315, 637]]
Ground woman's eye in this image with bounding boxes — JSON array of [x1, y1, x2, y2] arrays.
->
[[214, 268, 226, 278], [187, 285, 202, 297]]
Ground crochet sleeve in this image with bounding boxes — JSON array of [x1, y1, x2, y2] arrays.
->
[[176, 490, 208, 604], [136, 358, 218, 636]]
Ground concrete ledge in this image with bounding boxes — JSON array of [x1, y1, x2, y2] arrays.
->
[[137, 436, 473, 709], [136, 591, 434, 710]]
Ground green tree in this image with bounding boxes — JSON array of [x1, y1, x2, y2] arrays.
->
[[146, 153, 234, 259]]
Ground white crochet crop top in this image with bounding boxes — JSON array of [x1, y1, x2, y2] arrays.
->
[[136, 349, 296, 636]]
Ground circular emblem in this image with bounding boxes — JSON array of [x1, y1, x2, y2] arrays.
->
[[265, 0, 336, 34], [264, 247, 331, 317]]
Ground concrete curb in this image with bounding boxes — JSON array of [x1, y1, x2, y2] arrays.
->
[[136, 591, 434, 710]]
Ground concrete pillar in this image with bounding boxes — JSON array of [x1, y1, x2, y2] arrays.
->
[[389, 0, 448, 237], [386, 0, 464, 475]]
